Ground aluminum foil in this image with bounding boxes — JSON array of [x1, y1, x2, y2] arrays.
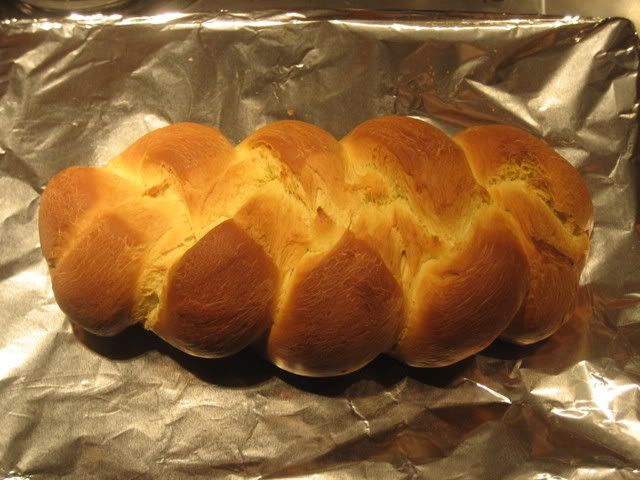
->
[[0, 10, 639, 479]]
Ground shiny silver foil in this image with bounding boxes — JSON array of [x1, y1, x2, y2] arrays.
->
[[0, 10, 638, 479]]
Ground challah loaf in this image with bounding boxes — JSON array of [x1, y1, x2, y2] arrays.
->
[[38, 116, 593, 377]]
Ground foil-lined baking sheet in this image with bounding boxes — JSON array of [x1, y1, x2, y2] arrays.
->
[[0, 10, 638, 479]]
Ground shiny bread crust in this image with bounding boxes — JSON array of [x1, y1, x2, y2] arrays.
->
[[38, 117, 593, 376]]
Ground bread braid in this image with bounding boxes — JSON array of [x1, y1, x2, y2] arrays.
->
[[38, 116, 593, 377]]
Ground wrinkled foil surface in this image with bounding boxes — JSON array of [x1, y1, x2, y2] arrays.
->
[[0, 10, 638, 479]]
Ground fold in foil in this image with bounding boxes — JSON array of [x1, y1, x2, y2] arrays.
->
[[0, 10, 638, 479]]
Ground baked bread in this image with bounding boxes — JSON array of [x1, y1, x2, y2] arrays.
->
[[38, 116, 593, 377]]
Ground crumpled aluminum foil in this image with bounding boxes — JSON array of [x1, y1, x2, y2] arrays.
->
[[0, 10, 638, 479]]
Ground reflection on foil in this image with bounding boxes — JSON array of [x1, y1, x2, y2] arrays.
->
[[0, 10, 638, 479]]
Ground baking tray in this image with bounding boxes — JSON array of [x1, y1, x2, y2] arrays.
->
[[0, 10, 638, 479]]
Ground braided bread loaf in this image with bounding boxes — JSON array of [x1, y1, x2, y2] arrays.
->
[[38, 116, 593, 377]]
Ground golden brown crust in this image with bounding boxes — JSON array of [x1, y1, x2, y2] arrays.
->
[[454, 125, 593, 345], [51, 202, 171, 335], [501, 253, 578, 345], [489, 184, 584, 344], [232, 192, 314, 268], [454, 125, 593, 233], [38, 166, 136, 265], [110, 122, 234, 221], [38, 117, 593, 376], [242, 120, 345, 202], [152, 219, 278, 358], [343, 116, 487, 230], [266, 232, 404, 377], [393, 207, 528, 367]]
